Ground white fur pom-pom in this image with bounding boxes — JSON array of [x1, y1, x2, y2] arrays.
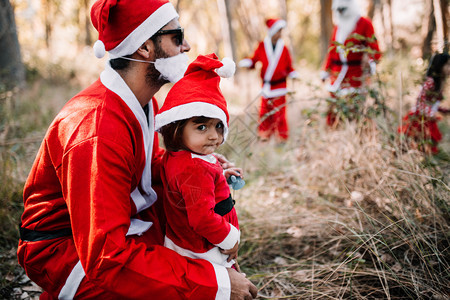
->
[[216, 57, 236, 78], [93, 40, 106, 58]]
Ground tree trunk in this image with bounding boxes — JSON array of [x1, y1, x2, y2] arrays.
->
[[433, 0, 449, 52], [382, 0, 394, 51], [422, 0, 436, 59], [84, 0, 92, 46], [0, 0, 25, 89], [440, 0, 449, 52], [367, 0, 381, 20], [217, 0, 237, 62], [43, 0, 51, 48], [280, 0, 295, 59], [320, 0, 333, 63]]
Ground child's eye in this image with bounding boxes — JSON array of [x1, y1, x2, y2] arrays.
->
[[196, 125, 207, 131], [216, 122, 224, 129]]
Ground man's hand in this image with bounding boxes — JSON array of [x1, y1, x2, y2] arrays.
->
[[220, 241, 239, 262], [215, 153, 235, 169], [228, 268, 258, 300]]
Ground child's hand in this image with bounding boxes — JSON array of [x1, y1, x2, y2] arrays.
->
[[225, 168, 246, 190], [224, 167, 244, 180], [220, 241, 239, 262]]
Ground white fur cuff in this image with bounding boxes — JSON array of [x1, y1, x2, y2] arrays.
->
[[215, 224, 240, 250]]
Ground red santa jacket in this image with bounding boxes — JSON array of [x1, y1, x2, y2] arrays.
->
[[243, 37, 297, 98], [162, 151, 240, 267], [323, 16, 381, 93], [17, 64, 230, 299]]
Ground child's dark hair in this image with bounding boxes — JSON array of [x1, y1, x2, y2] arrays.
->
[[426, 52, 450, 91], [160, 116, 224, 152]]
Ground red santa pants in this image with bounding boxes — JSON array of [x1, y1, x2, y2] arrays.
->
[[258, 95, 289, 141]]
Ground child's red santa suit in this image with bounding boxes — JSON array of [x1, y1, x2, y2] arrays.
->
[[239, 18, 298, 141], [155, 54, 241, 268], [321, 0, 381, 126], [17, 1, 229, 299], [398, 77, 443, 153]]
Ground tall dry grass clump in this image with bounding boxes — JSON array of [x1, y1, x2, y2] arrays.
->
[[225, 116, 449, 299]]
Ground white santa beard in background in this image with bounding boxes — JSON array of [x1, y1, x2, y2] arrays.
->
[[333, 0, 362, 44]]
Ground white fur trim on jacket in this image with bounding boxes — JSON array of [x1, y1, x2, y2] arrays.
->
[[261, 37, 289, 98], [212, 264, 231, 300], [101, 62, 157, 210], [238, 58, 253, 68], [155, 102, 229, 142], [164, 236, 237, 268], [108, 3, 178, 58], [215, 223, 240, 250]]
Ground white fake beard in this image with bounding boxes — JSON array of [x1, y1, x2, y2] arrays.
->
[[154, 53, 189, 83]]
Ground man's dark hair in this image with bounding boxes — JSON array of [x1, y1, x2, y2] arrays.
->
[[110, 54, 132, 70], [109, 35, 162, 71]]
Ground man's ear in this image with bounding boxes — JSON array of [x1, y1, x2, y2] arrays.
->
[[136, 39, 154, 59]]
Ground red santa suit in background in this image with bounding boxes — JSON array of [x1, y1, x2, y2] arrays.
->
[[155, 54, 241, 268], [398, 77, 443, 153], [239, 18, 298, 141], [17, 1, 229, 299], [321, 0, 381, 126]]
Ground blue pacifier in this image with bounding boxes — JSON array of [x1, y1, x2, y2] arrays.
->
[[227, 175, 246, 190]]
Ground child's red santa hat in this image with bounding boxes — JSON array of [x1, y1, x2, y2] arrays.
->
[[90, 0, 178, 59], [155, 53, 235, 142], [266, 18, 286, 37]]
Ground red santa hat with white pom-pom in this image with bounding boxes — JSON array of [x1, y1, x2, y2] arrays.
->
[[155, 53, 235, 142], [90, 0, 178, 59], [266, 18, 286, 37]]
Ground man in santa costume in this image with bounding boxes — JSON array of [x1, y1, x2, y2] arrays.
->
[[17, 0, 257, 299], [239, 18, 298, 142], [320, 0, 381, 126]]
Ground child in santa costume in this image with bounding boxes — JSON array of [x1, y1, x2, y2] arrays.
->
[[239, 18, 298, 142], [155, 53, 244, 268], [398, 52, 450, 154], [320, 0, 381, 126]]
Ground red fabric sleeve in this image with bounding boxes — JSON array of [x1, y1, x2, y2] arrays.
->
[[178, 164, 232, 246], [61, 138, 218, 299], [249, 42, 265, 69]]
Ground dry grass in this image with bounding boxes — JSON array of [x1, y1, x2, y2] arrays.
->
[[223, 99, 449, 299]]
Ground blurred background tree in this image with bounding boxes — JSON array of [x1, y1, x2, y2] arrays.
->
[[0, 0, 25, 90]]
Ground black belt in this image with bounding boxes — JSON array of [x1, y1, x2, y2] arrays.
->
[[19, 224, 72, 242], [263, 78, 287, 85], [214, 195, 235, 216], [332, 59, 362, 66]]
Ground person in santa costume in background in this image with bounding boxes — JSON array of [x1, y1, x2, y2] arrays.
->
[[239, 18, 298, 142], [155, 53, 247, 271], [17, 0, 256, 299], [320, 0, 381, 126], [398, 52, 450, 154]]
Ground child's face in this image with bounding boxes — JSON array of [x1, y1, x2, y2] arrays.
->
[[182, 118, 224, 155]]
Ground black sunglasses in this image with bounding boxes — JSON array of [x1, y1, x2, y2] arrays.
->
[[154, 28, 184, 46]]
